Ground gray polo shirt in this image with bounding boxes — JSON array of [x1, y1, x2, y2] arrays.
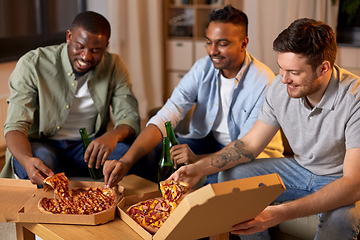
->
[[259, 65, 360, 176]]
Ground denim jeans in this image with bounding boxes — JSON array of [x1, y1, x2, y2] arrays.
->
[[13, 138, 156, 181], [154, 133, 224, 184], [218, 157, 360, 240]]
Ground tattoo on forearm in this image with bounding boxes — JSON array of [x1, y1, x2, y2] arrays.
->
[[211, 140, 255, 168]]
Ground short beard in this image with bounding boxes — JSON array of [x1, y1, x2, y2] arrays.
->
[[71, 62, 91, 78]]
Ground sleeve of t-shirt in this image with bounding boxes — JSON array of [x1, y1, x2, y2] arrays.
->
[[345, 97, 360, 150], [258, 75, 282, 128]]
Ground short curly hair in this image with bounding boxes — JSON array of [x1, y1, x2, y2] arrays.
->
[[71, 11, 111, 39]]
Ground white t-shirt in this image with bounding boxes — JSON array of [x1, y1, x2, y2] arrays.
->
[[49, 74, 98, 140], [212, 74, 236, 146]]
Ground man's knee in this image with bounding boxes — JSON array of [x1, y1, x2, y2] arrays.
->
[[218, 163, 258, 183], [317, 203, 360, 239]]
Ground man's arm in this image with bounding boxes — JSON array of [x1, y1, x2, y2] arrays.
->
[[5, 130, 54, 185], [85, 124, 136, 169], [103, 124, 163, 187], [169, 120, 280, 188], [231, 147, 360, 235]]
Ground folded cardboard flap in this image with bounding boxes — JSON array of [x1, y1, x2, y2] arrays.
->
[[154, 173, 285, 240], [0, 178, 36, 188], [0, 179, 38, 223]]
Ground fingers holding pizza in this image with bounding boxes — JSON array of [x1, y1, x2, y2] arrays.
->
[[24, 157, 54, 186], [167, 164, 203, 189]]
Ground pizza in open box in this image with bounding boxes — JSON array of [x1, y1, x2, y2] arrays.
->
[[126, 180, 189, 234], [39, 173, 116, 215]]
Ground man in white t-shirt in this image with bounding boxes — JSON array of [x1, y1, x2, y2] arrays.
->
[[1, 12, 148, 186], [102, 5, 284, 187]]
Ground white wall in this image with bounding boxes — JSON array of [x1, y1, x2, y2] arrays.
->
[[86, 0, 109, 19]]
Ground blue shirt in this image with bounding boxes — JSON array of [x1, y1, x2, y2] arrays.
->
[[148, 52, 283, 156]]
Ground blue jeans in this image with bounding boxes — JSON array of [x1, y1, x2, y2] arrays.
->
[[13, 138, 156, 181], [154, 133, 224, 184], [218, 157, 360, 240]]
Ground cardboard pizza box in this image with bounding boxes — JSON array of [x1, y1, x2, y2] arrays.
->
[[0, 178, 123, 225], [118, 173, 285, 240], [0, 178, 37, 223]]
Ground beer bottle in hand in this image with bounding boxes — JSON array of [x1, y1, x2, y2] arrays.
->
[[158, 137, 174, 185], [79, 128, 104, 180], [165, 121, 179, 149]]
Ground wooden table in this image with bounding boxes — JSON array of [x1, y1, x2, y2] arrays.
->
[[12, 175, 229, 240]]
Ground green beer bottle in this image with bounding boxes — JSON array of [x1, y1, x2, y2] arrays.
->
[[79, 128, 104, 180], [158, 137, 174, 185], [165, 121, 179, 149]]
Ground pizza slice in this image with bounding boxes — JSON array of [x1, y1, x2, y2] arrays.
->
[[43, 172, 70, 199], [159, 180, 189, 203]]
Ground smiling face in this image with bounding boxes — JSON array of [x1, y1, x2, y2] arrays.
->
[[206, 22, 248, 79], [277, 52, 331, 107], [66, 26, 109, 76]]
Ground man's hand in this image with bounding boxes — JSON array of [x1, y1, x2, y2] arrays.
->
[[84, 134, 118, 169], [167, 164, 203, 189], [24, 157, 54, 185], [231, 205, 284, 235], [103, 159, 131, 188], [170, 144, 199, 168]]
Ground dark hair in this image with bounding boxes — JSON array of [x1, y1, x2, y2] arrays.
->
[[72, 11, 111, 39], [273, 18, 337, 71], [209, 5, 248, 36]]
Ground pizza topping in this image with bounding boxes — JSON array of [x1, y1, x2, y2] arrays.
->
[[126, 180, 188, 234], [43, 173, 70, 199]]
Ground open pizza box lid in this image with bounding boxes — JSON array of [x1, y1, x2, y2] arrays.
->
[[118, 173, 285, 240], [0, 178, 123, 225]]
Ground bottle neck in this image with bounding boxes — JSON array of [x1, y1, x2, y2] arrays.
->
[[165, 122, 179, 146], [79, 128, 91, 149], [161, 137, 172, 164]]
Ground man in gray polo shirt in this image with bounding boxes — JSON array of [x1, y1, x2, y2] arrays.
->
[[169, 18, 360, 239]]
